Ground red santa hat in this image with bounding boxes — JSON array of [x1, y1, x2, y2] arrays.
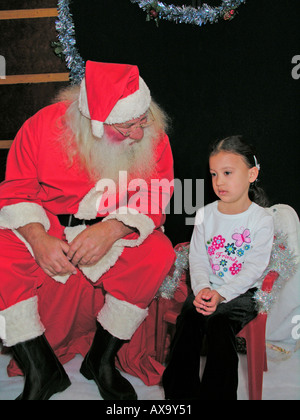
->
[[79, 61, 151, 138]]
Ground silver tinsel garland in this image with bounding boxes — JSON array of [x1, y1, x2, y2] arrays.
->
[[158, 232, 299, 315], [157, 245, 190, 299], [130, 0, 246, 26], [254, 231, 298, 313], [56, 0, 85, 84]]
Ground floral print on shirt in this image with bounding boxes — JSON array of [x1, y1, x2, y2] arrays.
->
[[206, 228, 252, 277]]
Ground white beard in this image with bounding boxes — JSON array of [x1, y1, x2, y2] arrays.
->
[[88, 125, 158, 185], [57, 90, 167, 185]]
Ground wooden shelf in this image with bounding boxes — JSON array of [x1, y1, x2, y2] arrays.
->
[[0, 140, 13, 149], [0, 8, 58, 20], [0, 73, 70, 85]]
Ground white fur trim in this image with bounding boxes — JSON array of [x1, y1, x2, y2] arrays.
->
[[91, 120, 104, 138], [0, 315, 6, 342], [0, 203, 50, 231], [105, 77, 151, 125], [103, 206, 155, 246], [78, 77, 89, 119], [97, 294, 148, 340], [52, 273, 70, 284], [0, 297, 45, 347], [74, 187, 101, 220]]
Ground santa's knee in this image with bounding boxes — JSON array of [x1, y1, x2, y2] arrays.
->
[[145, 230, 176, 271], [0, 229, 42, 310]]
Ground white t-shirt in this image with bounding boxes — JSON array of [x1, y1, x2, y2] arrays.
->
[[189, 201, 274, 303]]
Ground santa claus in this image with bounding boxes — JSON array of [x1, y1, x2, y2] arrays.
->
[[0, 61, 175, 400]]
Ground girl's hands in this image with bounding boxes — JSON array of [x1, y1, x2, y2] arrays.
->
[[194, 288, 225, 316]]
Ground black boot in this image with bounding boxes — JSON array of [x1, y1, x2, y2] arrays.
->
[[12, 334, 71, 400], [80, 322, 137, 400]]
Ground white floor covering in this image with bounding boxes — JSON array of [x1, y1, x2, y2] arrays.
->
[[1, 341, 299, 401]]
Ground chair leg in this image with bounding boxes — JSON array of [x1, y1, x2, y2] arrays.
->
[[244, 315, 267, 400], [246, 343, 265, 400], [157, 321, 168, 364], [155, 299, 172, 364]]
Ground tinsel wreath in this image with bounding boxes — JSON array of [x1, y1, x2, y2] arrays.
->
[[55, 0, 246, 83], [130, 0, 246, 27], [157, 233, 298, 315]]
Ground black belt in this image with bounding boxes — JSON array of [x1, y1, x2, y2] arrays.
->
[[57, 214, 101, 227]]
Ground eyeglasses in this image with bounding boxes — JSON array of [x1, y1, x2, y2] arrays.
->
[[112, 110, 154, 138]]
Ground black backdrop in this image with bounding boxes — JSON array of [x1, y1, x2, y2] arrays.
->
[[70, 0, 299, 245]]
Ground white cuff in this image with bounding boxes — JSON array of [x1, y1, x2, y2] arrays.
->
[[97, 294, 148, 340], [103, 206, 155, 247], [74, 187, 99, 220], [0, 203, 50, 231], [0, 297, 45, 347]]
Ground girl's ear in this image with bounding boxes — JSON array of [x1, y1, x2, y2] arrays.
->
[[249, 167, 259, 183]]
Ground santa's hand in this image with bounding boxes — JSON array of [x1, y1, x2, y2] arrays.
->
[[67, 220, 133, 267], [17, 223, 77, 277]]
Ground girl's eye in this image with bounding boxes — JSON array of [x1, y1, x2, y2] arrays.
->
[[210, 173, 216, 177], [224, 171, 231, 176]]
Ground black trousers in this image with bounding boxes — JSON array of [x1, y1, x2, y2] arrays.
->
[[162, 288, 258, 400]]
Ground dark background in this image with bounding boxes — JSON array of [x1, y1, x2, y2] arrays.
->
[[1, 0, 299, 246], [70, 0, 300, 245]]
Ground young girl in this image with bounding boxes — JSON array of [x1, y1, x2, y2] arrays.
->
[[162, 136, 274, 400]]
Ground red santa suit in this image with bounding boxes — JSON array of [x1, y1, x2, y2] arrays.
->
[[0, 93, 175, 384]]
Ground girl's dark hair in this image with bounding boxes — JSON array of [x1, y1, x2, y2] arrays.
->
[[209, 135, 270, 208]]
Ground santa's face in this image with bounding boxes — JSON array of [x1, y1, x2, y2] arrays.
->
[[103, 114, 149, 144], [87, 116, 157, 185]]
